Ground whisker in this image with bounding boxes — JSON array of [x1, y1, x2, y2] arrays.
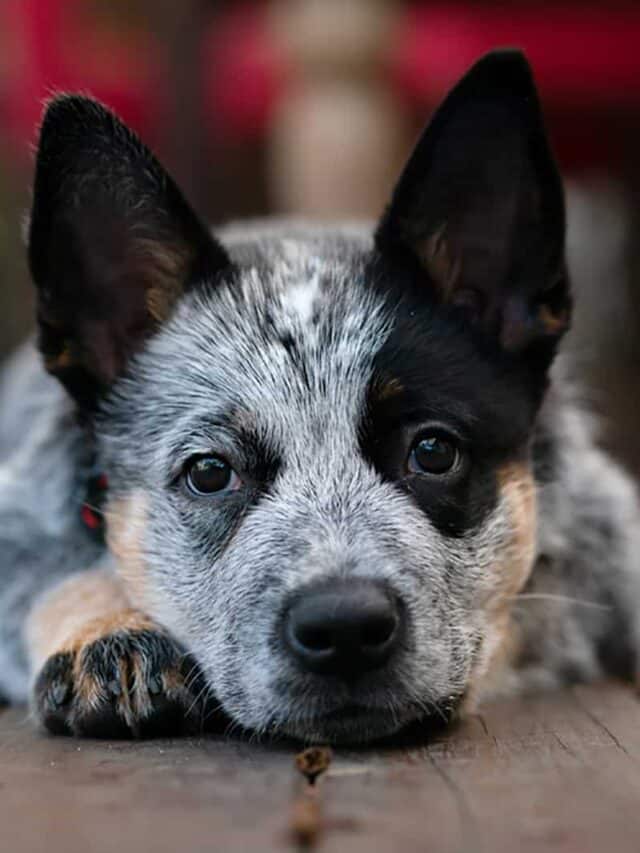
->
[[81, 502, 104, 516], [185, 681, 211, 719], [510, 593, 611, 610], [182, 662, 201, 694]]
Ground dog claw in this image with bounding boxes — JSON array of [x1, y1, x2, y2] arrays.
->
[[147, 675, 162, 695], [50, 681, 70, 707], [107, 679, 122, 696]]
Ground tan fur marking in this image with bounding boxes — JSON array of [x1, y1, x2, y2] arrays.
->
[[44, 341, 76, 373], [27, 569, 134, 672], [68, 609, 157, 653], [419, 224, 461, 298], [137, 238, 191, 323], [491, 460, 538, 603], [161, 668, 186, 695], [466, 460, 537, 707], [538, 303, 569, 336], [105, 491, 151, 612], [375, 376, 404, 401], [28, 569, 164, 725], [70, 609, 158, 717], [146, 283, 180, 324]]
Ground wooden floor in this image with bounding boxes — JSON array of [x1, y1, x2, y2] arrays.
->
[[1, 681, 639, 852]]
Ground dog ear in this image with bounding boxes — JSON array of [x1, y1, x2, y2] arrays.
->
[[28, 95, 232, 407], [375, 50, 570, 355]]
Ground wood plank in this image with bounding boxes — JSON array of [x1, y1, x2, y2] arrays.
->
[[421, 687, 640, 853], [0, 682, 639, 852]]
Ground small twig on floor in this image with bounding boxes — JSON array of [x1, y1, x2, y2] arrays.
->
[[289, 746, 333, 848]]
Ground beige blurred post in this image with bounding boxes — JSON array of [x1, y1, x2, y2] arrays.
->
[[267, 0, 409, 219]]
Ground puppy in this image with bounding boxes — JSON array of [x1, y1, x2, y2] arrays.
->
[[1, 50, 639, 743]]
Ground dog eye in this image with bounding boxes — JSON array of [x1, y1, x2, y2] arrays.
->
[[185, 456, 240, 496], [408, 434, 459, 475]]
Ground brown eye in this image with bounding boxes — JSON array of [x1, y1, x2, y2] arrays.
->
[[186, 456, 240, 495], [409, 434, 459, 475]]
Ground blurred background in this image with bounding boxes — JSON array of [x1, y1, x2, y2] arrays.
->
[[1, 0, 640, 467]]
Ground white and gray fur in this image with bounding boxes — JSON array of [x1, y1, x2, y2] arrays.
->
[[2, 51, 640, 744], [1, 223, 639, 742]]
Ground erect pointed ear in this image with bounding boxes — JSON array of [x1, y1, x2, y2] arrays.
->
[[28, 95, 232, 407], [375, 50, 570, 355]]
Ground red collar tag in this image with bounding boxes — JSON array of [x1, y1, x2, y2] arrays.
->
[[81, 472, 108, 541]]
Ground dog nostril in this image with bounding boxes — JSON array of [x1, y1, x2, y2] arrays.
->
[[361, 614, 397, 648], [296, 626, 334, 653]]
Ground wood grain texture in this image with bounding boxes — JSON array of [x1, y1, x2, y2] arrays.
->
[[1, 681, 639, 852]]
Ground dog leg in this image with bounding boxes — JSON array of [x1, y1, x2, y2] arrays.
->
[[27, 568, 210, 737]]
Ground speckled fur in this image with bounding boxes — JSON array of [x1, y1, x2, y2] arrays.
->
[[2, 52, 640, 743], [1, 222, 639, 742]]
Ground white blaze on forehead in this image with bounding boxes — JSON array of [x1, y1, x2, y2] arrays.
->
[[125, 235, 396, 479], [279, 240, 322, 325], [284, 278, 321, 325]]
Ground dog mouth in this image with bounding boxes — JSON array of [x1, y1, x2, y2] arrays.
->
[[277, 705, 407, 744], [273, 697, 461, 745]]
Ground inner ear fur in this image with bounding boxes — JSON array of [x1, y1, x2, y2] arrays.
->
[[375, 49, 570, 356], [28, 95, 231, 407]]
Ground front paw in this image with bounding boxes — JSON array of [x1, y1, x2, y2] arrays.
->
[[33, 612, 211, 737]]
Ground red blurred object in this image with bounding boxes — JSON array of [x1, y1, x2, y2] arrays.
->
[[1, 0, 159, 159], [203, 5, 283, 143], [2, 1, 640, 174], [209, 2, 640, 173], [394, 4, 640, 109], [391, 4, 640, 172]]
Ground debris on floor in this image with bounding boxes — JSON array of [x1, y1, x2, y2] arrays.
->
[[290, 746, 333, 848]]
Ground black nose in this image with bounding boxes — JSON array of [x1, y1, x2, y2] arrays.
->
[[284, 580, 402, 677]]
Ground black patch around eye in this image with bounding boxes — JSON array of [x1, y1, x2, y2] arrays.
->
[[366, 425, 499, 538], [406, 464, 499, 537], [360, 381, 500, 536], [360, 283, 539, 536]]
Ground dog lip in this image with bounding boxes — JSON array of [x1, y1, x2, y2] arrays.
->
[[310, 703, 373, 721], [280, 708, 402, 743], [279, 701, 391, 726], [273, 690, 465, 744], [276, 701, 417, 744]]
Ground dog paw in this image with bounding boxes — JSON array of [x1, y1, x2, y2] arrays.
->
[[33, 612, 211, 738]]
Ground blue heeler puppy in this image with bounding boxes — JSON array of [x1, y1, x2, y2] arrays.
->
[[1, 50, 639, 743]]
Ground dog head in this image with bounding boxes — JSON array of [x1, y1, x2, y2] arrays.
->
[[28, 51, 569, 742]]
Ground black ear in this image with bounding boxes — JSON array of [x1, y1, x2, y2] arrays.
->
[[28, 95, 232, 407], [375, 50, 570, 355]]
